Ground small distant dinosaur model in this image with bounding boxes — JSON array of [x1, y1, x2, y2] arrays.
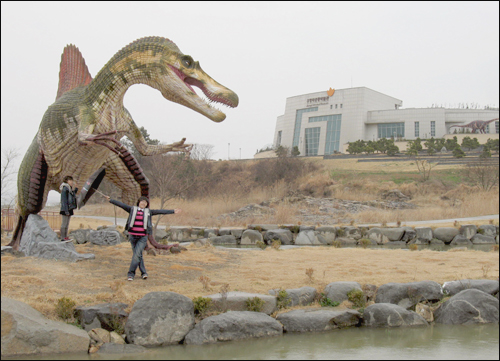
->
[[449, 118, 498, 134], [9, 36, 238, 249]]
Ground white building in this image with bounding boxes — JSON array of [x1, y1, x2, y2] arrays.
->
[[273, 87, 499, 156]]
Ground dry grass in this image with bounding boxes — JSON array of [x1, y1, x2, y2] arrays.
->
[[1, 239, 498, 321]]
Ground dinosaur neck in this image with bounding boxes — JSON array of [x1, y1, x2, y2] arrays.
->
[[84, 49, 168, 116]]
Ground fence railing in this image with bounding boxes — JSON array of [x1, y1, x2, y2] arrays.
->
[[1, 208, 62, 232]]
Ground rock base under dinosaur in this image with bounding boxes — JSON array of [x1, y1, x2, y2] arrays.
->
[[19, 214, 95, 262]]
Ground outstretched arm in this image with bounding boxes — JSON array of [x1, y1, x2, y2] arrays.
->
[[106, 196, 132, 213], [124, 110, 193, 156], [150, 208, 182, 216]]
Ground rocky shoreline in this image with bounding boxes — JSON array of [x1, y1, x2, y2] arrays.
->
[[2, 279, 499, 356]]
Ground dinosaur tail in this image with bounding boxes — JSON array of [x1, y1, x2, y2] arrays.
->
[[147, 234, 178, 251], [8, 215, 27, 249]]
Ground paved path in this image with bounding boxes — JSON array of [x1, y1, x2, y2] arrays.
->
[[73, 214, 499, 229]]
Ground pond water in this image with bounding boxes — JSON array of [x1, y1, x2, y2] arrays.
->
[[5, 323, 498, 360]]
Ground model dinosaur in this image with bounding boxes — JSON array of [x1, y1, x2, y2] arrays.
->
[[9, 36, 238, 250], [449, 118, 498, 134]]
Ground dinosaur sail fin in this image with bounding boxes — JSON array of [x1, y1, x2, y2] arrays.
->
[[55, 44, 93, 100]]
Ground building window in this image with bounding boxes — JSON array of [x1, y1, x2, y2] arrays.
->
[[304, 127, 321, 156], [330, 105, 332, 109], [335, 104, 338, 109], [292, 107, 318, 148], [431, 121, 435, 137], [496, 121, 499, 134], [414, 122, 419, 137], [340, 104, 343, 108], [277, 131, 282, 146], [378, 123, 405, 139], [308, 114, 342, 154]]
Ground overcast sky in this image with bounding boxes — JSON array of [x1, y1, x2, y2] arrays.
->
[[1, 1, 499, 203]]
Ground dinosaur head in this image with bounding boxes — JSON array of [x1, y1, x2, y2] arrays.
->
[[161, 53, 239, 122]]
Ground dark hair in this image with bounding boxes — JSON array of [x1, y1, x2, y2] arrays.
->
[[63, 176, 74, 183], [136, 196, 150, 208]]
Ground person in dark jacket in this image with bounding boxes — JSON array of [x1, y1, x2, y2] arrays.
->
[[59, 176, 78, 241], [104, 195, 181, 281]]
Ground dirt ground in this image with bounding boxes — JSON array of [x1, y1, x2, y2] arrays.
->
[[1, 230, 498, 321]]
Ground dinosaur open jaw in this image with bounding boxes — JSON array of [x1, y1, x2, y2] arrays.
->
[[167, 64, 237, 116]]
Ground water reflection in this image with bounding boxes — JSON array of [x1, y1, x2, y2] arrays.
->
[[6, 323, 498, 360]]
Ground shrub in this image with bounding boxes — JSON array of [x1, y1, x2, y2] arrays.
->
[[256, 240, 267, 250], [276, 289, 291, 310], [305, 268, 314, 283], [332, 240, 342, 248], [347, 289, 366, 308], [318, 293, 340, 307], [55, 297, 76, 320], [193, 297, 212, 316], [271, 239, 281, 250], [199, 275, 211, 291], [408, 244, 418, 251], [246, 297, 264, 312], [359, 238, 371, 249]]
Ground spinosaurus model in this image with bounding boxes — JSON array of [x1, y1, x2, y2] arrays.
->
[[9, 36, 238, 249], [449, 118, 498, 134]]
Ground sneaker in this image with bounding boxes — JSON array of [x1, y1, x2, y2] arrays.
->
[[127, 277, 134, 281], [61, 237, 72, 243], [142, 274, 148, 279]]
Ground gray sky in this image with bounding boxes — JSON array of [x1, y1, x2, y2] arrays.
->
[[1, 1, 499, 204]]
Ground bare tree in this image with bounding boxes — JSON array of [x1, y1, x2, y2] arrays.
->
[[143, 151, 212, 236], [463, 159, 499, 191], [414, 157, 439, 182], [190, 144, 215, 161], [1, 147, 20, 207]]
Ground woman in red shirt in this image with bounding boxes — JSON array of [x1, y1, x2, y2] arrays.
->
[[105, 195, 181, 281]]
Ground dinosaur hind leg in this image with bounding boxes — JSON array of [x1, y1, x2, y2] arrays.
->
[[9, 151, 48, 249]]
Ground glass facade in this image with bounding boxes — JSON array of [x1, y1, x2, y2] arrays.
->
[[378, 123, 405, 138], [496, 121, 499, 134], [414, 122, 419, 137], [308, 114, 342, 154], [431, 121, 435, 137], [304, 127, 321, 156], [293, 107, 318, 148], [277, 131, 282, 146]]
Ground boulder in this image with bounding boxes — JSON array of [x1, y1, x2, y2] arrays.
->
[[75, 302, 128, 332], [459, 224, 477, 240], [277, 308, 361, 332], [125, 292, 195, 347], [204, 228, 218, 238], [315, 226, 337, 245], [184, 311, 282, 345], [336, 237, 357, 246], [362, 303, 428, 327], [450, 235, 472, 246], [169, 227, 192, 242], [471, 234, 496, 244], [230, 228, 245, 239], [401, 228, 417, 243], [209, 235, 237, 245], [367, 228, 390, 245], [248, 224, 279, 231], [442, 279, 499, 296], [240, 230, 263, 245], [269, 286, 316, 307], [205, 291, 276, 315], [264, 229, 293, 245], [375, 281, 443, 309], [341, 226, 362, 240], [478, 225, 498, 237], [88, 230, 122, 246], [324, 281, 363, 304], [380, 228, 405, 242], [69, 228, 92, 244], [433, 227, 459, 244], [415, 303, 433, 322], [295, 230, 323, 245], [1, 297, 90, 357], [415, 227, 433, 244], [19, 214, 95, 262], [434, 289, 499, 324]]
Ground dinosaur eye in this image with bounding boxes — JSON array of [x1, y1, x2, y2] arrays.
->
[[182, 56, 193, 68]]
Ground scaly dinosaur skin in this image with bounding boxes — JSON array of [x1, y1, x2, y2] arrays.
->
[[10, 36, 238, 249], [450, 118, 499, 134]]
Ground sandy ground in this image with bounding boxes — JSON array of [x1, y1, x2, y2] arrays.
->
[[1, 232, 498, 320]]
